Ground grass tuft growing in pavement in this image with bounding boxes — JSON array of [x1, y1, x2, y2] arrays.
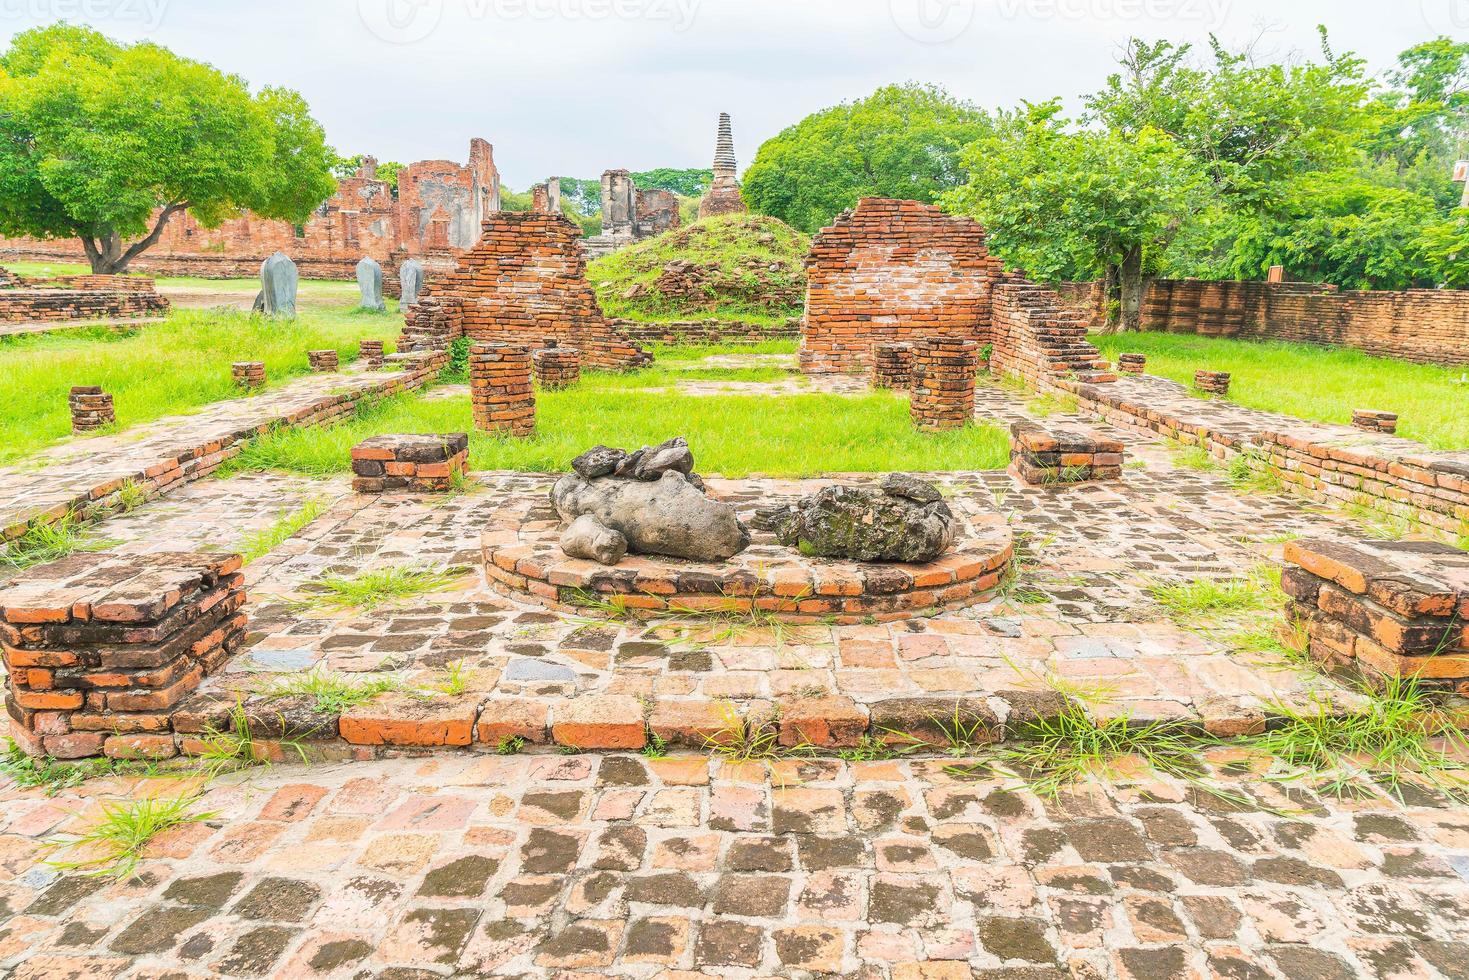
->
[[1147, 566, 1281, 623], [44, 793, 215, 878], [238, 498, 328, 566], [0, 512, 117, 571], [0, 738, 152, 796], [253, 669, 402, 715], [296, 564, 468, 612]]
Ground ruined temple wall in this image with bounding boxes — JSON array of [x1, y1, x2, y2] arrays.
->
[[800, 198, 1002, 375], [411, 211, 650, 370]]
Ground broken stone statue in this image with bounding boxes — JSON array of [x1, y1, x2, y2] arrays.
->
[[766, 473, 959, 563], [356, 256, 385, 312], [550, 438, 750, 564], [258, 251, 299, 318]]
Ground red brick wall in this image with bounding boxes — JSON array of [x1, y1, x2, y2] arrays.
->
[[990, 279, 1110, 381], [411, 212, 650, 370], [801, 199, 1003, 375], [1141, 280, 1469, 366], [0, 278, 169, 323]]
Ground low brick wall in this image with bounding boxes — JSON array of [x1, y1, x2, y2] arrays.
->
[[611, 318, 802, 346], [1009, 421, 1124, 486], [351, 433, 468, 492], [1, 552, 247, 759], [1282, 538, 1468, 690], [0, 283, 170, 323]]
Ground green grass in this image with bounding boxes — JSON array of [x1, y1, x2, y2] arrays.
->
[[0, 738, 153, 796], [253, 669, 401, 715], [648, 339, 799, 360], [223, 379, 1011, 479], [0, 307, 398, 463], [1146, 566, 1282, 623], [44, 793, 215, 878], [237, 498, 328, 565], [1091, 333, 1469, 451], [1, 512, 118, 571], [587, 214, 809, 324], [297, 564, 467, 612]]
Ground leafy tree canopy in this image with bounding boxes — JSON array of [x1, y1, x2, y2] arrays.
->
[[0, 24, 336, 273], [744, 82, 992, 233]]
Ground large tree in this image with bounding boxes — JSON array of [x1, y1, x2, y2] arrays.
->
[[0, 25, 336, 273], [743, 83, 991, 233], [944, 101, 1211, 331]]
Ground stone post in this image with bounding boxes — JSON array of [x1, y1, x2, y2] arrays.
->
[[470, 343, 535, 437], [872, 343, 914, 389], [69, 386, 115, 433], [534, 343, 581, 390], [1117, 353, 1146, 375], [231, 362, 266, 388], [308, 349, 340, 373], [1194, 371, 1231, 396], [358, 339, 385, 370], [910, 338, 977, 431]]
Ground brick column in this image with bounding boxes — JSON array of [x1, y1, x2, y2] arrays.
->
[[358, 339, 385, 370], [872, 343, 914, 389], [1117, 353, 1146, 375], [910, 339, 977, 431], [470, 343, 535, 437], [533, 344, 582, 390], [1194, 371, 1231, 396], [308, 349, 339, 372], [351, 433, 469, 492], [68, 386, 114, 433], [1352, 410, 1398, 435], [231, 362, 265, 388], [0, 552, 247, 760]]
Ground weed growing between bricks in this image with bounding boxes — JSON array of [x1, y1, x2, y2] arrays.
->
[[0, 510, 117, 571]]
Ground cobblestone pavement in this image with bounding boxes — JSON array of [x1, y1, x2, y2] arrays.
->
[[4, 751, 1469, 978]]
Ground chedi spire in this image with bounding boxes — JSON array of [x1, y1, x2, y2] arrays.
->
[[699, 112, 748, 219]]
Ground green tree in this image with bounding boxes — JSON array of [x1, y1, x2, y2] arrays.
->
[[0, 25, 335, 273], [744, 82, 992, 232], [630, 168, 712, 198], [944, 101, 1211, 331]]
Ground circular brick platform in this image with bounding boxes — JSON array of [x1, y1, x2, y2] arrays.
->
[[481, 480, 1014, 624]]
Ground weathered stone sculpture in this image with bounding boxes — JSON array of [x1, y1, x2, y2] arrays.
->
[[356, 256, 385, 312], [769, 474, 958, 563], [399, 258, 425, 307], [260, 251, 298, 318], [550, 438, 749, 564]]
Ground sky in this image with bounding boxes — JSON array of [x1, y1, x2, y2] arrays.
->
[[0, 0, 1460, 189]]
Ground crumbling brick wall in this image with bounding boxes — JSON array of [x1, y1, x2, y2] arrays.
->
[[0, 266, 19, 287], [0, 275, 169, 323], [636, 189, 683, 237], [990, 279, 1112, 381], [1140, 279, 1469, 366], [801, 199, 1002, 375], [409, 212, 650, 370]]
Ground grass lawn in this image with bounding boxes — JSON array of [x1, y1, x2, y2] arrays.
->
[[224, 367, 1010, 479], [1091, 333, 1469, 451], [0, 306, 400, 464]]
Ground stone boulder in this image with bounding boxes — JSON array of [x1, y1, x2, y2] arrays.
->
[[771, 475, 958, 563], [560, 514, 628, 565], [356, 256, 385, 312], [260, 251, 298, 318], [399, 258, 425, 306]]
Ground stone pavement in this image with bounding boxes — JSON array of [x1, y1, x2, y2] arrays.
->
[[4, 751, 1469, 978]]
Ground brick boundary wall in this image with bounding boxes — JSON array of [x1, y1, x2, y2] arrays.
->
[[2, 351, 448, 546], [609, 318, 803, 346], [0, 280, 170, 324], [1281, 538, 1469, 691], [409, 212, 651, 370]]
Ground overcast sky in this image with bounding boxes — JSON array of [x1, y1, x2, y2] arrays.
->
[[1, 0, 1460, 188]]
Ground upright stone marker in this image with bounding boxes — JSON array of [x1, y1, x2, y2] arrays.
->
[[356, 256, 385, 312], [399, 258, 425, 307], [260, 251, 298, 318]]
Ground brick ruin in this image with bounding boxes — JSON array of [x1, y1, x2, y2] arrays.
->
[[698, 112, 748, 219], [351, 433, 469, 493], [582, 170, 684, 259], [402, 211, 651, 370], [0, 140, 501, 287], [801, 198, 1112, 386], [0, 272, 169, 324], [1009, 421, 1125, 486]]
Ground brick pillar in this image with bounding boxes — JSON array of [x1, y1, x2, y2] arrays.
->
[[910, 339, 977, 431], [308, 349, 339, 373], [0, 552, 247, 760], [470, 342, 535, 437], [68, 386, 115, 433], [358, 339, 385, 370], [1352, 410, 1398, 435], [1194, 371, 1231, 396], [872, 343, 914, 389], [1116, 353, 1146, 375], [232, 362, 265, 388], [533, 344, 582, 390]]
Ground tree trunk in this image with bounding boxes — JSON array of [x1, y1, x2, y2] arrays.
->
[[1119, 244, 1144, 332], [81, 205, 187, 275], [1095, 262, 1123, 334]]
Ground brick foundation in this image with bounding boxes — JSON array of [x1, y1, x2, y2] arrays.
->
[[1117, 353, 1146, 374], [0, 552, 247, 759], [0, 277, 169, 324], [470, 343, 535, 437], [1281, 538, 1469, 691], [1009, 421, 1124, 486], [1195, 371, 1231, 395], [231, 362, 265, 388], [533, 345, 581, 389], [68, 387, 114, 433], [610, 318, 802, 346], [358, 339, 385, 370], [910, 338, 977, 431], [872, 342, 914, 389], [308, 349, 339, 373], [351, 433, 469, 492], [408, 212, 650, 370], [1352, 410, 1398, 435]]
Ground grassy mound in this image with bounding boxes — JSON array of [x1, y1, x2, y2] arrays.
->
[[587, 214, 809, 326]]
